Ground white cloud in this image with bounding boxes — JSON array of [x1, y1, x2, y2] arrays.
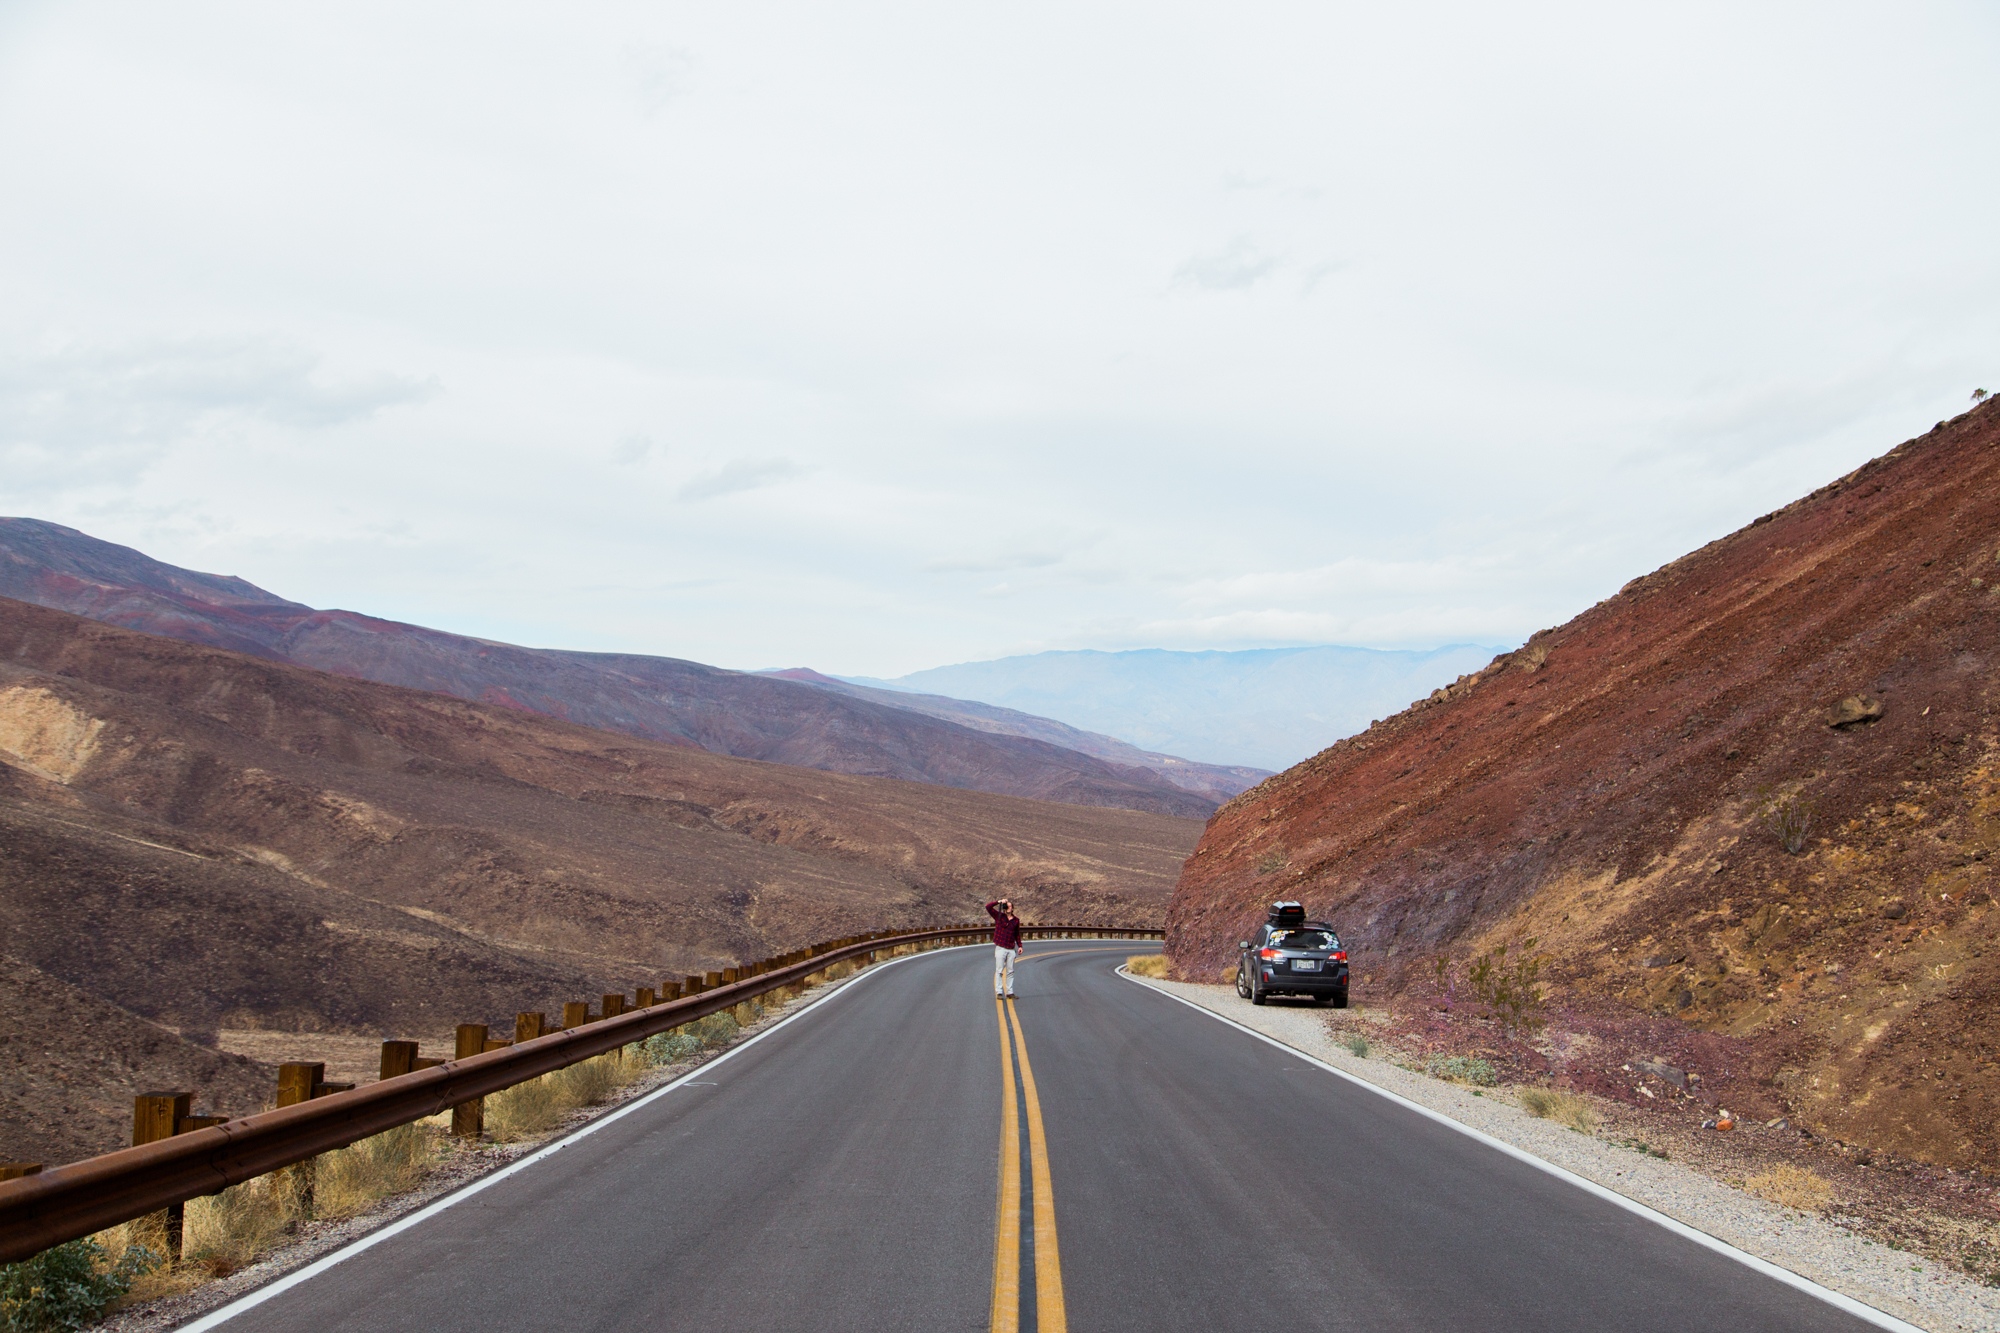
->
[[0, 1, 1992, 678], [0, 336, 434, 495], [923, 550, 1064, 573], [1174, 238, 1279, 292], [613, 433, 657, 465], [677, 458, 800, 502]]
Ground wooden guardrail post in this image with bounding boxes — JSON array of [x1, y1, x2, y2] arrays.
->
[[274, 1063, 345, 1213], [452, 1027, 488, 1138], [133, 1092, 192, 1258], [379, 1041, 418, 1080], [515, 1012, 546, 1042], [0, 1165, 39, 1182], [563, 1001, 592, 1029]]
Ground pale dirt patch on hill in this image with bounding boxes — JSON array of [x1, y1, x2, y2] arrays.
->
[[200, 1030, 458, 1088], [0, 684, 106, 782]]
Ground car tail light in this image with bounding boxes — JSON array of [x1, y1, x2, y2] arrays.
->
[[1332, 951, 1347, 962], [1259, 948, 1279, 960]]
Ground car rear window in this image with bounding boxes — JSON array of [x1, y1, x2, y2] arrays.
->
[[1268, 929, 1338, 950]]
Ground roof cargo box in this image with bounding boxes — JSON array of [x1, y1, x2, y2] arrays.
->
[[1267, 901, 1306, 927]]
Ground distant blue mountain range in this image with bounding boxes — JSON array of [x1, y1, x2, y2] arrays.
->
[[845, 644, 1509, 772]]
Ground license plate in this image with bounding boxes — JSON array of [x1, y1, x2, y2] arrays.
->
[[1292, 959, 1319, 971]]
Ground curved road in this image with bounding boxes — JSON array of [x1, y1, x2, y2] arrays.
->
[[190, 944, 1891, 1332]]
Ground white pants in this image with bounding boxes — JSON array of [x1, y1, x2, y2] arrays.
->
[[994, 946, 1019, 995]]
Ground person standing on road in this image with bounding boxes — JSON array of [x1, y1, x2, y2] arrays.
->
[[987, 898, 1022, 997]]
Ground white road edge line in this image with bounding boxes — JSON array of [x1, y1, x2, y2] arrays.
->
[[1115, 967, 1924, 1333], [179, 944, 983, 1331]]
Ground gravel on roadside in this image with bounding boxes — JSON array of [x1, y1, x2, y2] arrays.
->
[[1123, 972, 2000, 1333]]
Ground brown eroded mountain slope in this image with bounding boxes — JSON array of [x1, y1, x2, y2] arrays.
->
[[1167, 398, 2000, 1171], [0, 519, 1218, 817], [0, 955, 276, 1167], [0, 599, 1197, 1158]]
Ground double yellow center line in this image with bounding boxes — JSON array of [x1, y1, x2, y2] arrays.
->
[[990, 995, 1065, 1333]]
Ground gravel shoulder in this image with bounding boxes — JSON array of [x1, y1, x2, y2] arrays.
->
[[1124, 974, 2000, 1333]]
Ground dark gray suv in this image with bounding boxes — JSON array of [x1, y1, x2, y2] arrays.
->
[[1236, 904, 1349, 1006]]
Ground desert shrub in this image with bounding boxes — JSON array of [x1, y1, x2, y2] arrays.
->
[[1125, 955, 1170, 978], [1744, 1165, 1833, 1212], [1254, 850, 1287, 875], [1467, 939, 1546, 1037], [1425, 1054, 1498, 1086], [683, 1013, 740, 1047], [0, 1236, 156, 1331], [1757, 787, 1816, 855], [1518, 1087, 1596, 1132], [642, 1030, 704, 1064], [314, 1124, 439, 1219], [1343, 1033, 1370, 1058]]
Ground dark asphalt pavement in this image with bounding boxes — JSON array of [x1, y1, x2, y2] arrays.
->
[[192, 943, 1891, 1332]]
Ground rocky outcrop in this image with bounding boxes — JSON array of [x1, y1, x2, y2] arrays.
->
[[1166, 398, 2000, 1171]]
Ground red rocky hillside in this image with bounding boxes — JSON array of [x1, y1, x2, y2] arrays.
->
[[1166, 398, 2000, 1171]]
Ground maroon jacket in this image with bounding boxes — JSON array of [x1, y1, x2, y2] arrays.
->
[[986, 901, 1023, 951]]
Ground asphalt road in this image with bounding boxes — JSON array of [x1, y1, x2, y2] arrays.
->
[[192, 943, 1891, 1332]]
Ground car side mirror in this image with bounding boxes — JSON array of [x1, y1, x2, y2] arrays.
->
[[1237, 941, 1250, 951]]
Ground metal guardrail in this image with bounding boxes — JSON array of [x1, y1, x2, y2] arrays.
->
[[0, 922, 1161, 1264]]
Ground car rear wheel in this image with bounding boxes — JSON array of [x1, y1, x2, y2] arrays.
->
[[1250, 975, 1268, 1005], [1328, 989, 1349, 1009]]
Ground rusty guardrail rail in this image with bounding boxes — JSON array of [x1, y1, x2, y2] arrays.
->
[[0, 922, 1161, 1264]]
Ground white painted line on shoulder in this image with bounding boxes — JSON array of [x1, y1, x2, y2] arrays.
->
[[1116, 967, 1923, 1333], [181, 944, 982, 1330]]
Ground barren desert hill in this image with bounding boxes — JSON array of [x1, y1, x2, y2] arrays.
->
[[0, 519, 1220, 817], [0, 597, 1198, 1158], [1167, 398, 2000, 1172]]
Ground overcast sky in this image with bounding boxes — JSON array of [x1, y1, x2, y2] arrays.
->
[[2, 1, 1994, 676]]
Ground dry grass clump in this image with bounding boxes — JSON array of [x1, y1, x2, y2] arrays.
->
[[87, 1123, 445, 1309], [1517, 1087, 1598, 1133], [487, 1044, 677, 1142], [1744, 1164, 1834, 1212], [315, 1123, 441, 1219], [1125, 954, 1170, 978], [487, 1074, 568, 1142], [92, 1174, 304, 1306]]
